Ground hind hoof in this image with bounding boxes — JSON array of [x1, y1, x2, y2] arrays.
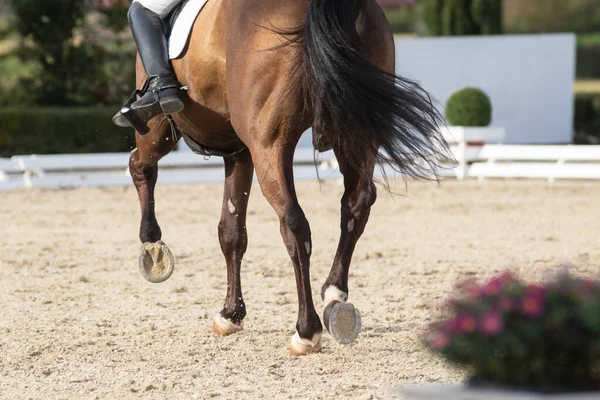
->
[[211, 314, 243, 336], [289, 332, 322, 356], [138, 241, 175, 283], [324, 301, 362, 344]]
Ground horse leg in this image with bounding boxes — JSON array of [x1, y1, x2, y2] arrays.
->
[[130, 117, 179, 283], [321, 153, 377, 344], [211, 150, 254, 336], [253, 147, 323, 355]]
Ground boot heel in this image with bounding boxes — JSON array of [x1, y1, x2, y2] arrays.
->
[[160, 98, 184, 114]]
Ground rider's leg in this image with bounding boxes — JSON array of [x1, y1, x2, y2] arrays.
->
[[113, 1, 184, 129]]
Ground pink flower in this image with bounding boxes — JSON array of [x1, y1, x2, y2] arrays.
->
[[480, 272, 516, 297], [481, 277, 504, 297], [455, 313, 478, 334], [430, 332, 450, 350], [527, 284, 546, 298], [479, 310, 503, 336], [520, 292, 544, 318]]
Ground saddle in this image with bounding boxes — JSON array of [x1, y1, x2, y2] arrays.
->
[[167, 0, 210, 59]]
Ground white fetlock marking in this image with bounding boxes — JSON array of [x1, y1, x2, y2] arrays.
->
[[228, 199, 236, 214], [291, 331, 322, 349], [324, 286, 348, 308], [214, 313, 243, 331], [347, 218, 355, 233]]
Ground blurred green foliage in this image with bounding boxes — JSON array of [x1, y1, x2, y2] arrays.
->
[[574, 93, 600, 144], [9, 0, 107, 106], [0, 107, 134, 156], [1, 0, 134, 107], [420, 0, 502, 36], [504, 0, 600, 34]]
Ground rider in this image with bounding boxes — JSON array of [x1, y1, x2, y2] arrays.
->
[[113, 0, 185, 131]]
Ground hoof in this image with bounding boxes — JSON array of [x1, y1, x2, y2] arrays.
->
[[138, 241, 175, 283], [211, 314, 243, 336], [324, 301, 362, 344], [289, 332, 322, 356]]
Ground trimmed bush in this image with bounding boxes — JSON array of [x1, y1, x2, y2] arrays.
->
[[574, 93, 600, 144], [445, 87, 492, 127], [0, 108, 135, 156]]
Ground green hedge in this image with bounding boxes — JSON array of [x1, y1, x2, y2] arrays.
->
[[574, 93, 600, 144], [577, 44, 600, 79], [0, 107, 135, 156], [445, 87, 492, 127]]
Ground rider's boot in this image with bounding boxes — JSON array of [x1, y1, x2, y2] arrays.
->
[[113, 2, 184, 130]]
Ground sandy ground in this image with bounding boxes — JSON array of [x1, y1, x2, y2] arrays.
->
[[1, 178, 599, 399]]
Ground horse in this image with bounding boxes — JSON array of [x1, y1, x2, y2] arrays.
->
[[130, 0, 448, 355]]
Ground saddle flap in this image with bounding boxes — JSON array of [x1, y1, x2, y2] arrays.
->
[[168, 0, 210, 60]]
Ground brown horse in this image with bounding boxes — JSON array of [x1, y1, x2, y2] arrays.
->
[[131, 0, 448, 355]]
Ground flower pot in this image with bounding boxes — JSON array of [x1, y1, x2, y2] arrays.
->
[[441, 126, 505, 179]]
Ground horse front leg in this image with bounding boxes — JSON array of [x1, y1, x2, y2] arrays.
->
[[253, 147, 323, 356], [322, 153, 377, 344], [130, 117, 178, 283], [212, 150, 254, 336]]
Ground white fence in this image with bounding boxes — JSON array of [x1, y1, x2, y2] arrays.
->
[[0, 148, 340, 190], [2, 143, 600, 190]]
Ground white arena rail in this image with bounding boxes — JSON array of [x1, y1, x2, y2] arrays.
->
[[2, 142, 600, 190], [0, 148, 338, 190], [468, 145, 600, 182]]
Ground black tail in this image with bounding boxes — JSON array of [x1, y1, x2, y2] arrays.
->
[[300, 0, 451, 178]]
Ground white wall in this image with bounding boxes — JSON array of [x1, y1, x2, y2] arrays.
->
[[395, 34, 576, 144]]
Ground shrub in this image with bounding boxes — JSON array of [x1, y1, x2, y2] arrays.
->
[[577, 43, 600, 79], [445, 87, 492, 127], [574, 93, 600, 144], [0, 108, 134, 156], [424, 270, 600, 392], [420, 0, 503, 36], [9, 0, 110, 106]]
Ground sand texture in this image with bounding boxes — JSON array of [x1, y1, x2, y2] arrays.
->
[[1, 179, 599, 399]]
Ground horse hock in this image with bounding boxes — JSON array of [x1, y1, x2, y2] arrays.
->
[[138, 241, 175, 283]]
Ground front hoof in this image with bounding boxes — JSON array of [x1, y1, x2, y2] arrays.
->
[[324, 301, 362, 345], [289, 332, 322, 356], [138, 241, 175, 283], [211, 314, 243, 336]]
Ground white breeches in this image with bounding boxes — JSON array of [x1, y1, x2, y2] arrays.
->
[[133, 0, 183, 18]]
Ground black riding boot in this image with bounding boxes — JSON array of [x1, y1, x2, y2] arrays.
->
[[113, 2, 184, 130]]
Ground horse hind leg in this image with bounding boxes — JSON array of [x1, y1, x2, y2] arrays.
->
[[130, 116, 179, 283], [211, 150, 254, 336], [322, 152, 377, 344], [252, 145, 323, 355]]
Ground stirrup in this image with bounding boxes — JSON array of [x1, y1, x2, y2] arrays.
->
[[120, 78, 154, 134]]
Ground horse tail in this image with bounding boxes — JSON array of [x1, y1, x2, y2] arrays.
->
[[300, 0, 450, 178]]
